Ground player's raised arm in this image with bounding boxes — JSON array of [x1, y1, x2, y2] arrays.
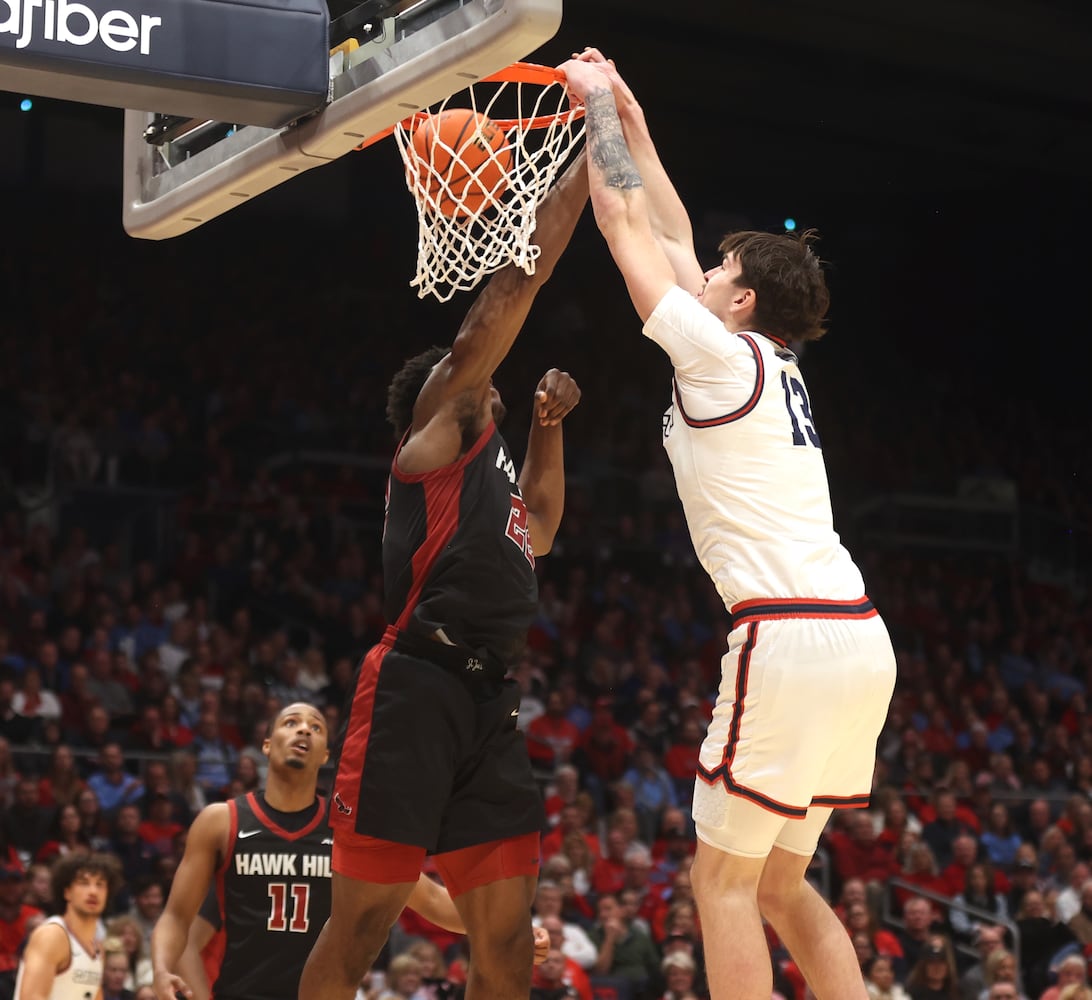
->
[[520, 368, 581, 556], [151, 803, 228, 1000], [409, 148, 588, 433], [562, 60, 677, 323], [574, 48, 704, 294]]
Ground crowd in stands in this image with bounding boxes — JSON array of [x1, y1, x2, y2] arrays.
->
[[2, 210, 1092, 1000]]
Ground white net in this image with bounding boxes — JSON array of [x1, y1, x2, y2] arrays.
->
[[394, 64, 586, 302]]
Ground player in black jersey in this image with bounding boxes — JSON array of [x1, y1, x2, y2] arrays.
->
[[301, 149, 589, 1000], [150, 703, 466, 1000]]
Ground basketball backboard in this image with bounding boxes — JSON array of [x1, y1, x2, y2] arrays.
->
[[122, 0, 563, 240], [0, 0, 330, 128]]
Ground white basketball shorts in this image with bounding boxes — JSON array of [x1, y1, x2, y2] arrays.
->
[[692, 597, 896, 858]]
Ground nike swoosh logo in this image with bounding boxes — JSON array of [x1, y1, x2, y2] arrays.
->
[[237, 830, 261, 839], [510, 709, 519, 717], [321, 838, 334, 845]]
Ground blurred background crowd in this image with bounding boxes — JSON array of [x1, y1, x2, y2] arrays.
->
[[1, 200, 1091, 1000]]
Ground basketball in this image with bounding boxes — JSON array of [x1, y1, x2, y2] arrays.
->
[[409, 109, 512, 218]]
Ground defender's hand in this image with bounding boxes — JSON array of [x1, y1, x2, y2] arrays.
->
[[534, 369, 581, 426], [533, 925, 549, 965], [153, 971, 192, 1000]]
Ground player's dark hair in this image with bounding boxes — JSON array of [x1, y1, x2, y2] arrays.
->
[[51, 852, 122, 910], [718, 229, 830, 342], [386, 346, 450, 439]]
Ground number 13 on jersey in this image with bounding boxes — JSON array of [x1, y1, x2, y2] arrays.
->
[[781, 372, 822, 448]]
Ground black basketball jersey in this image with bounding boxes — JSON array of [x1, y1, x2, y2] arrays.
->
[[383, 422, 538, 665], [212, 791, 332, 1000]]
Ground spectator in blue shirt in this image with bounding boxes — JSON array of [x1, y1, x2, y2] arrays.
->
[[623, 742, 679, 845], [189, 710, 236, 800], [87, 743, 144, 816]]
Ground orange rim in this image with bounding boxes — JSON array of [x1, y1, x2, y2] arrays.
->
[[481, 61, 568, 87], [354, 62, 581, 150]]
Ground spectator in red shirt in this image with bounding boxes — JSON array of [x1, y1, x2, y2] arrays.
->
[[58, 663, 98, 739], [36, 744, 86, 809], [592, 828, 630, 897], [895, 841, 949, 910], [577, 698, 633, 799], [528, 691, 582, 772], [876, 795, 921, 854], [941, 833, 1011, 900], [827, 811, 899, 890], [158, 695, 193, 749], [0, 864, 42, 989], [662, 718, 703, 806], [920, 706, 957, 758], [137, 794, 183, 858], [542, 803, 600, 863], [843, 900, 907, 979], [34, 803, 92, 864]]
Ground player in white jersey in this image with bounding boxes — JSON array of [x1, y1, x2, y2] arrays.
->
[[563, 52, 897, 1000], [16, 853, 121, 1000]]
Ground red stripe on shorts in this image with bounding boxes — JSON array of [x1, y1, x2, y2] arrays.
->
[[330, 634, 391, 831]]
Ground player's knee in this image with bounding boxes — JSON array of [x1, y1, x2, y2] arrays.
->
[[692, 846, 762, 902], [326, 895, 405, 967], [756, 864, 808, 918], [350, 901, 403, 946], [467, 918, 533, 971]]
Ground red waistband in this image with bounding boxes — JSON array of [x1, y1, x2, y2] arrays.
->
[[729, 596, 877, 630]]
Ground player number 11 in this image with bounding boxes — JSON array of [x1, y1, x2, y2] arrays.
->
[[267, 883, 311, 932]]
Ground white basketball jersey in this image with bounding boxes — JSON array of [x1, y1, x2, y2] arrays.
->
[[14, 916, 102, 1000], [644, 286, 865, 609]]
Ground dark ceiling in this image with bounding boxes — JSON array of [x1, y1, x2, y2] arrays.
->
[[1, 0, 1088, 210], [545, 0, 1092, 195]]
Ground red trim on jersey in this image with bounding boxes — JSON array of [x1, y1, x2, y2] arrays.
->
[[216, 799, 239, 926], [390, 424, 495, 631], [330, 635, 391, 832], [201, 928, 225, 997], [673, 333, 764, 428], [755, 330, 788, 349], [390, 419, 495, 484], [246, 792, 327, 842]]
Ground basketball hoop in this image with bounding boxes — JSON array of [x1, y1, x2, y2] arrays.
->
[[392, 62, 585, 302]]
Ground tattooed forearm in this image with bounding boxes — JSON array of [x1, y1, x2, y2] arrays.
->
[[585, 89, 643, 191]]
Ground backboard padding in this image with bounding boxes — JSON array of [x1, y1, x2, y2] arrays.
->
[[122, 0, 563, 239]]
